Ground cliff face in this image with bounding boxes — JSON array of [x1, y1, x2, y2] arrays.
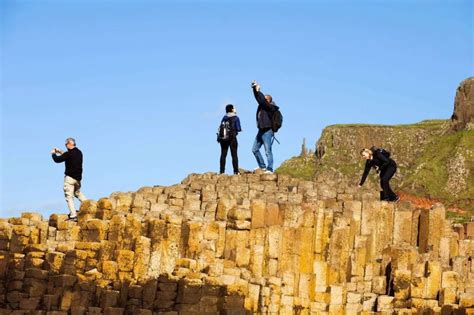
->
[[312, 120, 473, 212], [451, 77, 474, 132], [313, 120, 447, 183], [277, 78, 474, 215], [1, 173, 474, 314]]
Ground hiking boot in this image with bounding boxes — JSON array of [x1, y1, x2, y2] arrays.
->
[[253, 167, 267, 174], [66, 214, 78, 222]]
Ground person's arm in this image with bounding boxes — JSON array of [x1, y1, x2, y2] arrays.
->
[[252, 87, 273, 111], [234, 117, 242, 133], [52, 151, 68, 163], [359, 161, 372, 186]]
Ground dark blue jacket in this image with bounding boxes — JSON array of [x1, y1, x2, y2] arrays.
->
[[253, 88, 277, 130], [221, 114, 242, 136]]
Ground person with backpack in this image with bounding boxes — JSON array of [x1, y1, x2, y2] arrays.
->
[[217, 104, 242, 175], [51, 137, 87, 221], [359, 147, 400, 202], [251, 80, 282, 174]]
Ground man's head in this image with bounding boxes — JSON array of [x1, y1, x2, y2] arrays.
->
[[225, 104, 235, 113], [265, 95, 273, 103], [65, 138, 76, 150]]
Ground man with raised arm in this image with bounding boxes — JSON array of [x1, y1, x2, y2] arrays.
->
[[251, 80, 279, 173]]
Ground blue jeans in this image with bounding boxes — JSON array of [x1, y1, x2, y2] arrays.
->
[[252, 129, 274, 171]]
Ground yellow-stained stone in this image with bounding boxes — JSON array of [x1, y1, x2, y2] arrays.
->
[[328, 304, 344, 314], [133, 236, 151, 280], [442, 271, 460, 288], [101, 261, 118, 280], [460, 293, 474, 308], [278, 228, 296, 273], [117, 250, 134, 272], [204, 221, 220, 241], [393, 270, 411, 300], [393, 209, 413, 245], [424, 261, 442, 299], [185, 222, 203, 255], [328, 224, 351, 284], [266, 225, 281, 259], [329, 285, 346, 305], [1, 173, 473, 314], [250, 244, 264, 278], [298, 227, 314, 273], [216, 198, 236, 221], [45, 252, 65, 274], [372, 276, 387, 295], [440, 287, 457, 305], [0, 251, 8, 277], [377, 295, 394, 311], [419, 204, 446, 255], [265, 202, 281, 226], [314, 260, 329, 292]]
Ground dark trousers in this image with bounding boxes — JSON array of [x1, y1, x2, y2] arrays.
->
[[380, 164, 398, 201], [220, 137, 239, 174]]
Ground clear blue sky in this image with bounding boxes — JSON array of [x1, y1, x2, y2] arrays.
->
[[1, 0, 472, 218]]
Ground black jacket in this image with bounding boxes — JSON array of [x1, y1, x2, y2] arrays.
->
[[253, 88, 277, 130], [52, 147, 83, 181], [359, 149, 396, 186]]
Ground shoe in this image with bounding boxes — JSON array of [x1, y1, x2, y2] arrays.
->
[[264, 170, 273, 174], [392, 196, 401, 203], [66, 214, 78, 222], [234, 172, 241, 175]]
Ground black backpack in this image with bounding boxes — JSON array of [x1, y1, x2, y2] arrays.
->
[[372, 147, 391, 158], [270, 105, 283, 132], [217, 117, 235, 142]]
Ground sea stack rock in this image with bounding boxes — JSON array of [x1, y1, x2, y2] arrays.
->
[[451, 77, 474, 131]]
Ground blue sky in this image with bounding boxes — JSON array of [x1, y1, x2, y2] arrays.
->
[[1, 0, 472, 218]]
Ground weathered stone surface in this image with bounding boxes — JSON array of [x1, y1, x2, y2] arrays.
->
[[0, 173, 471, 314], [451, 77, 474, 131]]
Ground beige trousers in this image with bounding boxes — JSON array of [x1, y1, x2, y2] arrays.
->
[[64, 176, 87, 217]]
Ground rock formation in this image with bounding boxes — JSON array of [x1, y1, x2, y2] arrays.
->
[[1, 173, 474, 314], [451, 77, 474, 131], [277, 78, 474, 215], [314, 120, 447, 181]]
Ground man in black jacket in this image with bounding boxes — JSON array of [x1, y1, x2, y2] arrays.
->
[[251, 80, 277, 173], [51, 137, 87, 221], [359, 147, 399, 202]]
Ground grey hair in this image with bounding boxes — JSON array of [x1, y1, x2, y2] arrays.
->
[[65, 137, 76, 146]]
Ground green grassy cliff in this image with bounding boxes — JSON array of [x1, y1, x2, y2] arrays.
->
[[403, 129, 473, 210], [277, 76, 474, 219], [277, 77, 474, 216], [277, 120, 474, 225], [276, 119, 473, 215]]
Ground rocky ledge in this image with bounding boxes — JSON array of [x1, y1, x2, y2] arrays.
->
[[1, 173, 474, 314]]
